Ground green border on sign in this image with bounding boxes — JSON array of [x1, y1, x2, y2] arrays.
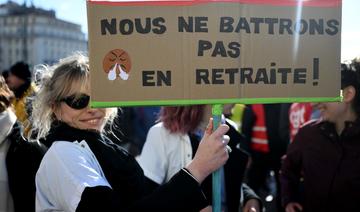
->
[[91, 96, 342, 108]]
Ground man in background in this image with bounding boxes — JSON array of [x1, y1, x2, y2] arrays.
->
[[6, 62, 36, 133]]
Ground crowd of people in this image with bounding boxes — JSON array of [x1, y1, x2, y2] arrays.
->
[[0, 53, 359, 212]]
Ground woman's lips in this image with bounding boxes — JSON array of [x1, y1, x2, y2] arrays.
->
[[81, 118, 102, 125]]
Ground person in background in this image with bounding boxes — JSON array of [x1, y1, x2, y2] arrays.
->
[[6, 62, 37, 134], [0, 75, 16, 212], [241, 103, 289, 212], [281, 59, 360, 212], [0, 75, 45, 212], [6, 130, 45, 212], [137, 105, 262, 212], [31, 53, 231, 212]]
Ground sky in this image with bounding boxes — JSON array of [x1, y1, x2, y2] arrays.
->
[[1, 0, 359, 61]]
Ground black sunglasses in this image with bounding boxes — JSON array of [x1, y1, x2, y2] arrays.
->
[[60, 93, 90, 110]]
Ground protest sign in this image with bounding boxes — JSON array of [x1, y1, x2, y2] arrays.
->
[[87, 0, 341, 107]]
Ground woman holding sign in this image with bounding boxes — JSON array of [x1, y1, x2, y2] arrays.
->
[[30, 53, 230, 212]]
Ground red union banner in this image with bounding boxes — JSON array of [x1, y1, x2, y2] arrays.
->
[[87, 0, 341, 107]]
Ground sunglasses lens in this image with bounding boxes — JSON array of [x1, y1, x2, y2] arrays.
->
[[63, 94, 90, 109]]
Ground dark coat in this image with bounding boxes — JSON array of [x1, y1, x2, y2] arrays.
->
[[281, 120, 360, 211], [6, 122, 47, 212], [44, 122, 208, 212]]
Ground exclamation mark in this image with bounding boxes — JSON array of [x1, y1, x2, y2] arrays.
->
[[313, 58, 319, 86]]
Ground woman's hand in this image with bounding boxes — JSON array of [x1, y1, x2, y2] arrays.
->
[[186, 118, 230, 183]]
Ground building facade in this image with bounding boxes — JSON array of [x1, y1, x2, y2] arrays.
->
[[0, 1, 87, 71]]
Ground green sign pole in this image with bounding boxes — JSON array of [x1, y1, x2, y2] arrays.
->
[[212, 104, 223, 212]]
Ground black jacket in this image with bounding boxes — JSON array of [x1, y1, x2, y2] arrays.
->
[[281, 120, 360, 211], [44, 122, 208, 212], [6, 122, 47, 212]]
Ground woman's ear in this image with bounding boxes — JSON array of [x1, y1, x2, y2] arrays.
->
[[343, 85, 356, 103]]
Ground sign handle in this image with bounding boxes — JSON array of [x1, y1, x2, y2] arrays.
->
[[212, 104, 223, 212]]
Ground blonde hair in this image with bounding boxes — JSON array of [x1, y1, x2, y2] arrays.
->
[[29, 52, 117, 141]]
